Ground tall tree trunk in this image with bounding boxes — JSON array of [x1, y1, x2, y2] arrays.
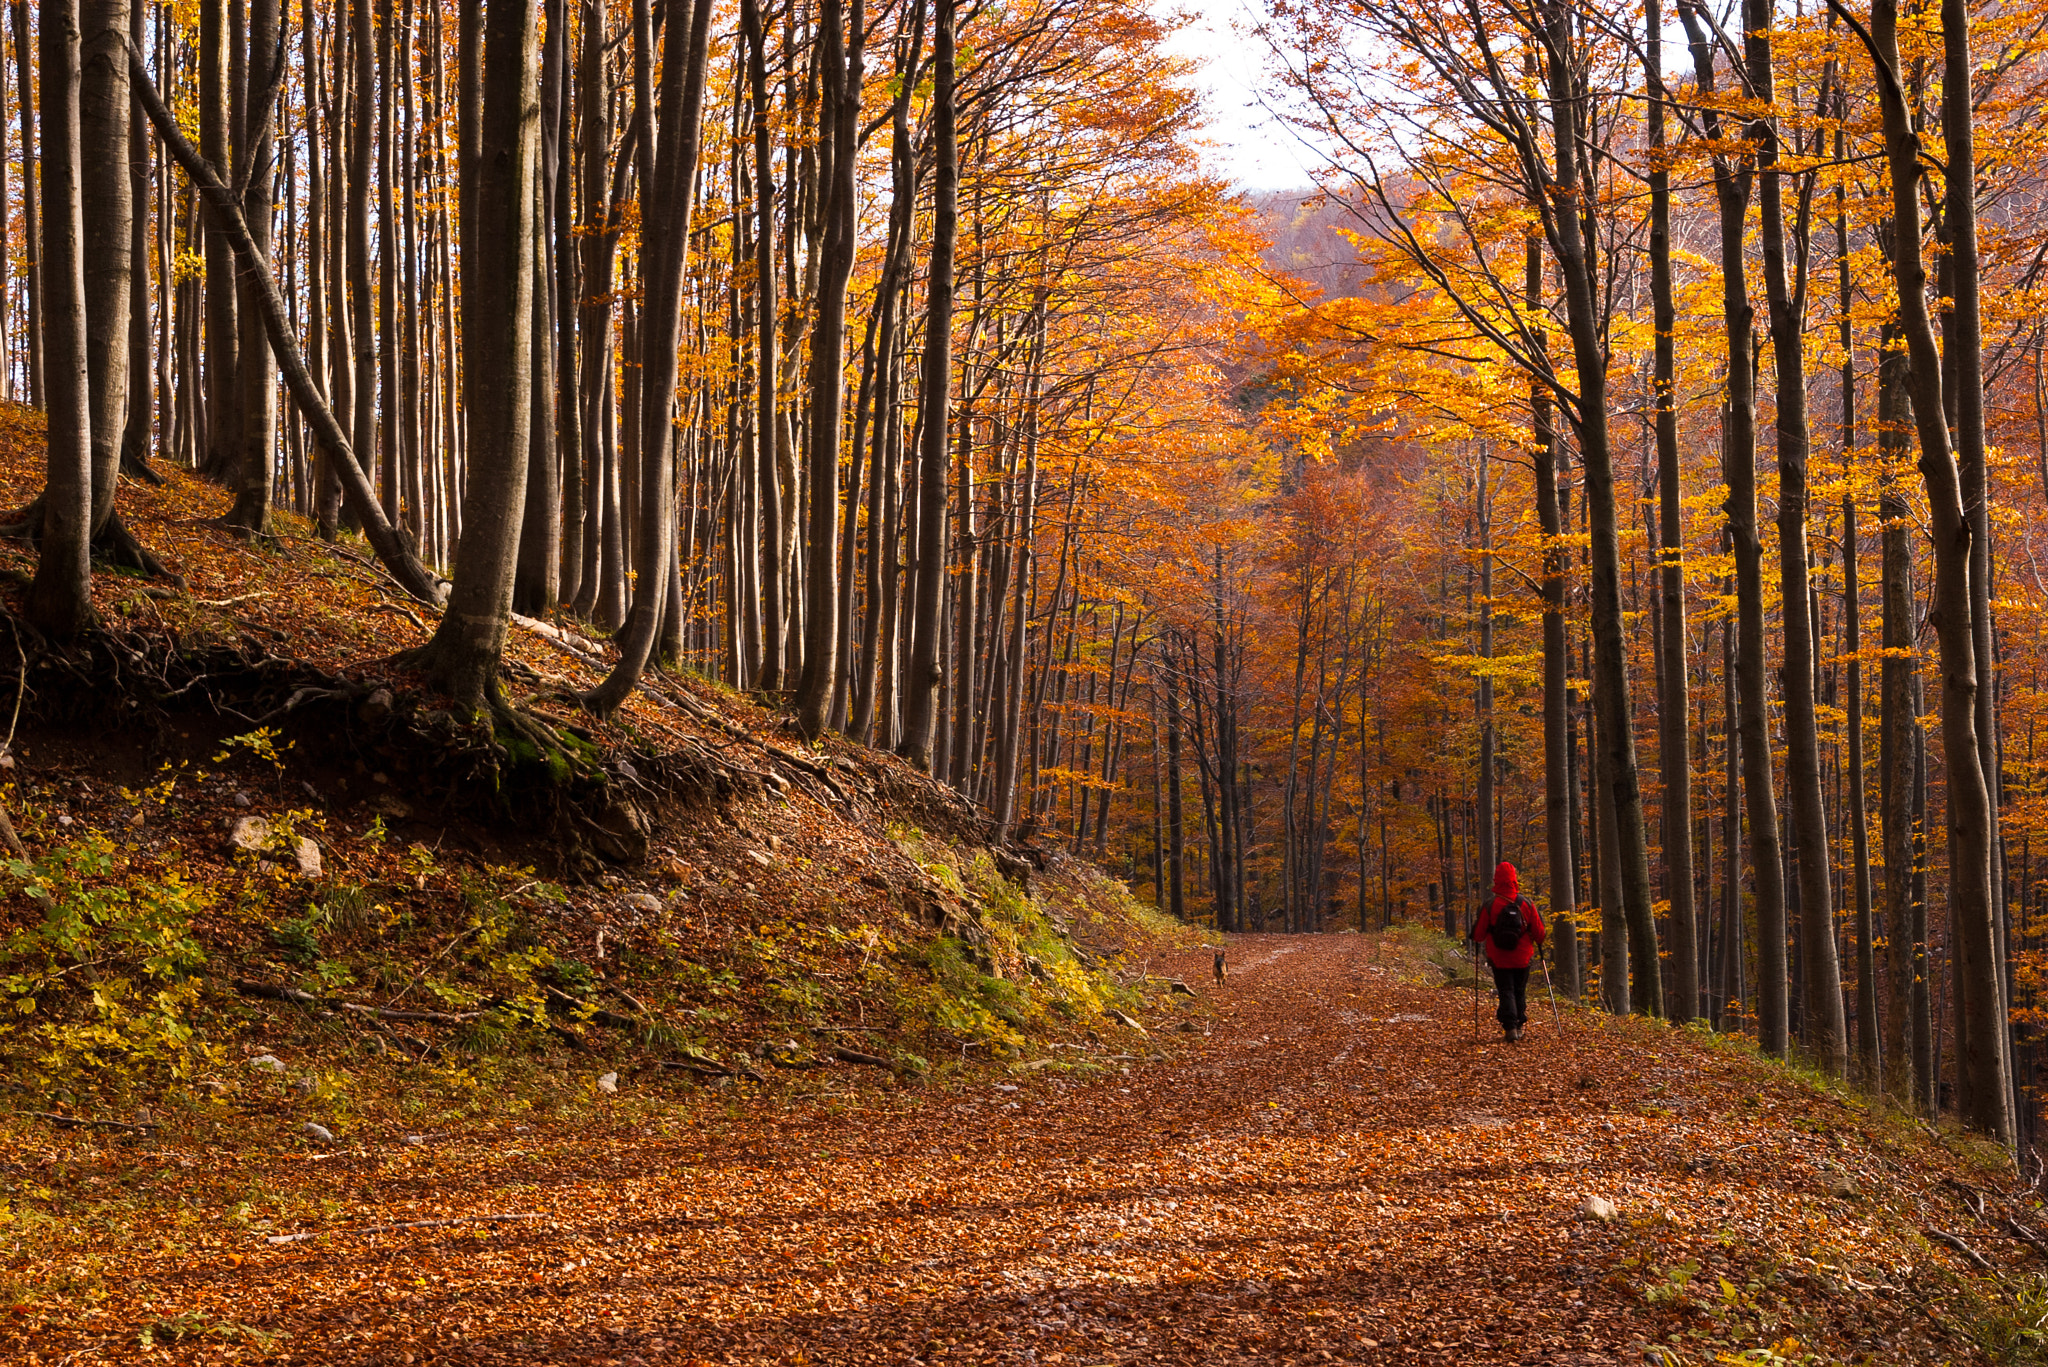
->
[[404, 0, 540, 710], [1682, 1, 1787, 1051], [583, 0, 718, 714], [742, 0, 782, 688], [80, 0, 131, 526], [1544, 13, 1658, 1016], [1752, 0, 1846, 1073], [224, 0, 278, 532], [200, 0, 238, 480], [10, 0, 40, 408], [1878, 318, 1917, 1108], [1646, 0, 1696, 1020], [514, 0, 564, 614], [349, 0, 375, 521], [791, 0, 863, 739], [1843, 161, 1878, 1090], [26, 0, 93, 637], [899, 0, 957, 768], [121, 0, 156, 483], [1858, 0, 2011, 1141]]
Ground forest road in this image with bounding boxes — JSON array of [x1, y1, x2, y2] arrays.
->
[[83, 933, 1828, 1365], [193, 932, 1705, 1366]]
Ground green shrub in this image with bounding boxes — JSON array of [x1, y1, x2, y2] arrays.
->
[[0, 830, 217, 1087]]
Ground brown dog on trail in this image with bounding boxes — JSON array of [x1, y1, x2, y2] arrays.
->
[[1213, 949, 1227, 984]]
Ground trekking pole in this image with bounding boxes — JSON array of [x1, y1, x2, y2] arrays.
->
[[1539, 948, 1564, 1033], [1470, 935, 1480, 1042]]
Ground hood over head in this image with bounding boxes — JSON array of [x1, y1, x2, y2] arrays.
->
[[1493, 862, 1518, 899]]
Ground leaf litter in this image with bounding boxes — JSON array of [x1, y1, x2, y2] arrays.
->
[[6, 931, 2043, 1365]]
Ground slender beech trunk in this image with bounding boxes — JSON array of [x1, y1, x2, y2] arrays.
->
[[80, 0, 132, 532], [26, 0, 92, 637], [121, 0, 155, 483], [10, 1, 39, 407], [1646, 0, 1697, 1019], [1682, 1, 1787, 1052], [1542, 8, 1659, 1016], [405, 0, 540, 709], [226, 0, 278, 532], [200, 0, 238, 479], [584, 0, 717, 714], [1842, 155, 1878, 1090], [1751, 0, 1847, 1073], [741, 0, 782, 688], [1853, 0, 2011, 1141], [1877, 319, 1918, 1108], [792, 0, 863, 739], [899, 0, 958, 768]]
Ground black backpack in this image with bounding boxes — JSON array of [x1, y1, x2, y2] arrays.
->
[[1488, 897, 1529, 951]]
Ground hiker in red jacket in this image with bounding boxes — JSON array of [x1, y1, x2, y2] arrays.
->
[[1469, 861, 1546, 1042]]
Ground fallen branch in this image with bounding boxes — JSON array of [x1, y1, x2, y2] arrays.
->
[[338, 1002, 478, 1026], [832, 1046, 892, 1069], [18, 1111, 159, 1134], [266, 1212, 544, 1245], [1927, 1228, 1996, 1271], [542, 984, 640, 1031], [234, 979, 321, 1007], [1943, 1177, 1988, 1221], [234, 979, 481, 1025], [2007, 1218, 2048, 1261]]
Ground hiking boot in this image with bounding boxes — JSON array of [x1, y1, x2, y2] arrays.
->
[[1507, 1025, 1522, 1043]]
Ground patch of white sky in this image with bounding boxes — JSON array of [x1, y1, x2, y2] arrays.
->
[[1163, 0, 1698, 195], [1158, 0, 1321, 193]]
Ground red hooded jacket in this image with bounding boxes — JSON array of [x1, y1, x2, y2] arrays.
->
[[1471, 862, 1545, 969]]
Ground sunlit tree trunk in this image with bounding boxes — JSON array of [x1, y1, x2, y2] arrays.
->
[[407, 0, 540, 711], [899, 0, 958, 768], [793, 0, 863, 739], [1860, 0, 2010, 1140], [1646, 0, 1696, 1020], [1681, 1, 1786, 1052]]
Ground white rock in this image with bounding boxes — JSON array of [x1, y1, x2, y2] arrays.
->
[[746, 850, 772, 867], [623, 892, 662, 914], [228, 816, 272, 854], [249, 1054, 286, 1073], [233, 791, 253, 808], [300, 1122, 335, 1144], [293, 837, 322, 878], [597, 1072, 619, 1094], [1580, 1195, 1617, 1223], [402, 1133, 426, 1146]]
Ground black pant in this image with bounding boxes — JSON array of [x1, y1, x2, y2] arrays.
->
[[1492, 966, 1530, 1029]]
